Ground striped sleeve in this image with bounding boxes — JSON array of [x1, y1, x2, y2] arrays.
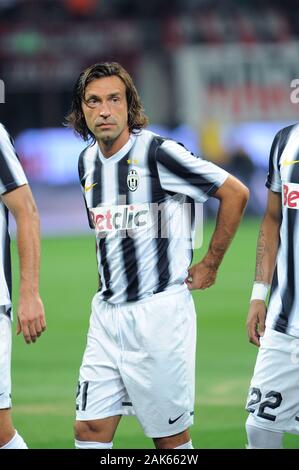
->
[[156, 139, 228, 202], [78, 147, 94, 229], [0, 123, 28, 195], [265, 126, 294, 193], [78, 148, 86, 189]]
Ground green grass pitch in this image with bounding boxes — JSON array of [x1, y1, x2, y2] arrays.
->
[[10, 218, 299, 448]]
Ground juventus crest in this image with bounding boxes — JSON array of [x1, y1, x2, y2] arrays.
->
[[127, 169, 139, 192]]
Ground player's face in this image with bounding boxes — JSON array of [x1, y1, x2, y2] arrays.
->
[[82, 76, 129, 154]]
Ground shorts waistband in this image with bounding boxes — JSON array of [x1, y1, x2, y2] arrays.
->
[[95, 283, 190, 308]]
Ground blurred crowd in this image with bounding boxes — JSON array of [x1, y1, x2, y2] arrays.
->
[[0, 0, 296, 44], [0, 0, 297, 224]]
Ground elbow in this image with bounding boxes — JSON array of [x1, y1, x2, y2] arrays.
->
[[23, 198, 40, 225], [31, 202, 40, 225], [215, 175, 249, 210], [24, 195, 39, 215], [239, 183, 250, 210]]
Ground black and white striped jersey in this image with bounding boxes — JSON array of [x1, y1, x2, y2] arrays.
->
[[79, 129, 228, 304], [0, 123, 28, 312], [266, 123, 299, 337]]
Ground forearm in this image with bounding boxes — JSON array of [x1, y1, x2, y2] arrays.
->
[[254, 213, 279, 285], [15, 207, 40, 295], [2, 185, 45, 343], [203, 194, 247, 269]]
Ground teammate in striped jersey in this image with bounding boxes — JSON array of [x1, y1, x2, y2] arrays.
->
[[66, 62, 249, 449], [246, 124, 299, 448], [0, 123, 46, 449]]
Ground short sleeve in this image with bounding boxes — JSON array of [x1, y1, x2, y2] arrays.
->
[[156, 139, 228, 203], [265, 130, 282, 193], [0, 124, 27, 195]]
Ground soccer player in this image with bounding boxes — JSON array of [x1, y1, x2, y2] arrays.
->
[[0, 123, 46, 449], [245, 124, 299, 449], [66, 62, 249, 449]]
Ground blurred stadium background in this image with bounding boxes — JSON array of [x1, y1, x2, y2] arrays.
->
[[0, 0, 299, 448]]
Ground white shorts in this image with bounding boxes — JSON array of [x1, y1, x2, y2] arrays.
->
[[246, 327, 299, 434], [0, 307, 12, 409], [76, 285, 196, 438]]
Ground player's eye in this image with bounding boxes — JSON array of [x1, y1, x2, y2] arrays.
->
[[85, 98, 98, 108]]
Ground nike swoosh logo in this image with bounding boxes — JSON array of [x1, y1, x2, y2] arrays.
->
[[281, 159, 299, 167], [168, 413, 184, 425], [84, 182, 97, 192]]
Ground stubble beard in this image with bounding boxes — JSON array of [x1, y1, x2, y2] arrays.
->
[[101, 134, 114, 146], [97, 128, 119, 148]]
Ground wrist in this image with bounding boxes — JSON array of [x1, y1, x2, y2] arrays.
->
[[202, 255, 220, 270], [20, 283, 39, 296], [250, 282, 270, 302]]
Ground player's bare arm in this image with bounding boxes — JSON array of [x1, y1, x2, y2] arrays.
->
[[246, 190, 281, 347], [2, 185, 46, 344], [186, 175, 249, 290]]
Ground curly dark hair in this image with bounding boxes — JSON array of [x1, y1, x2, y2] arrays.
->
[[65, 62, 149, 142]]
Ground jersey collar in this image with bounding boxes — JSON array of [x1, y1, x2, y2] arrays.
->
[[97, 134, 137, 164]]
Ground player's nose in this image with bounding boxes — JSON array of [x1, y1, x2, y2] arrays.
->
[[99, 103, 111, 118], [100, 110, 110, 118]]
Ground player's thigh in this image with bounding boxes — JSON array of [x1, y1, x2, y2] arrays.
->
[[75, 415, 122, 442], [76, 296, 132, 422], [0, 409, 14, 444], [246, 328, 299, 434], [120, 287, 196, 438], [153, 429, 191, 449]]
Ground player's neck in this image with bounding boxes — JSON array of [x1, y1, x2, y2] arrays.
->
[[97, 130, 130, 159]]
